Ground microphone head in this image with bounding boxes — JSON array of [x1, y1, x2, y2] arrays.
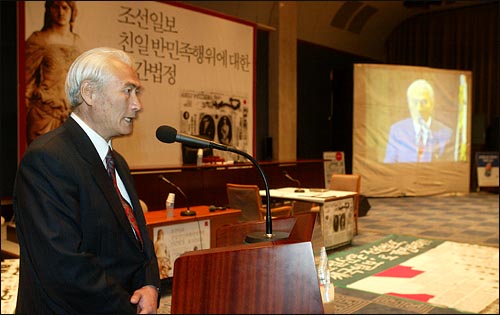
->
[[156, 125, 177, 143]]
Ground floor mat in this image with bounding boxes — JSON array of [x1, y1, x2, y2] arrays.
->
[[328, 234, 499, 313]]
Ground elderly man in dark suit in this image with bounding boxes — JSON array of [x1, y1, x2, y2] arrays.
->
[[384, 79, 453, 163], [13, 47, 160, 314]]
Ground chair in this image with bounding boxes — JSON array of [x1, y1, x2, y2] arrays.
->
[[139, 199, 148, 213], [329, 174, 361, 235], [291, 200, 313, 215], [288, 211, 317, 242], [182, 144, 213, 165], [226, 183, 292, 222]]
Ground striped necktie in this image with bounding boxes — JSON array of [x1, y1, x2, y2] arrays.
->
[[105, 148, 143, 246], [417, 130, 425, 161]]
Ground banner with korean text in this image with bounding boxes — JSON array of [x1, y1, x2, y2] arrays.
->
[[20, 1, 255, 168]]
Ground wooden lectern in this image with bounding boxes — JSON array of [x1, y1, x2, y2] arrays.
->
[[170, 240, 324, 314]]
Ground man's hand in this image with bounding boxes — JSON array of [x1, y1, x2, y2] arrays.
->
[[130, 285, 159, 314]]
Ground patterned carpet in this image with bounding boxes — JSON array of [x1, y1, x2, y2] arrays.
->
[[159, 191, 499, 314]]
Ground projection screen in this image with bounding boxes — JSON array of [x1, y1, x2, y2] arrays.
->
[[353, 64, 472, 197]]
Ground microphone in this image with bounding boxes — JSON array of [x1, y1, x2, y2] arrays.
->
[[283, 170, 305, 193], [156, 125, 229, 151], [158, 175, 196, 216], [156, 125, 288, 242]]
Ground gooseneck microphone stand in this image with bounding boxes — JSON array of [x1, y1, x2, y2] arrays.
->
[[158, 175, 196, 216], [283, 170, 305, 193]]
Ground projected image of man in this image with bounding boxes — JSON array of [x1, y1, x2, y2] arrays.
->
[[384, 79, 453, 163]]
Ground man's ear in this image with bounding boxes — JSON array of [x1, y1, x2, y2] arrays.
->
[[80, 80, 96, 105]]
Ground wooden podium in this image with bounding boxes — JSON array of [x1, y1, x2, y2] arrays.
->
[[170, 240, 324, 314]]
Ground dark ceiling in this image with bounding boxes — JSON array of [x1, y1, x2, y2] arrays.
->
[[182, 1, 496, 60]]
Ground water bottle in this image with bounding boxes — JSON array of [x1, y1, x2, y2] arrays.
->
[[317, 246, 328, 285], [197, 148, 203, 166], [323, 262, 333, 303], [166, 193, 175, 218], [318, 246, 334, 302]]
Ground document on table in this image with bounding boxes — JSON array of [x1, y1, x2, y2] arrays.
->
[[300, 190, 338, 198], [265, 188, 355, 202]]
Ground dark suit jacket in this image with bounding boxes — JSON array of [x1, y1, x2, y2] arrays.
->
[[384, 118, 454, 163], [13, 117, 160, 314]]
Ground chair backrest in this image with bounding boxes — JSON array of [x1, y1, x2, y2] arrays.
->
[[181, 134, 213, 165], [288, 211, 317, 242], [139, 199, 149, 213], [292, 200, 313, 214], [329, 174, 361, 193], [226, 183, 263, 221]]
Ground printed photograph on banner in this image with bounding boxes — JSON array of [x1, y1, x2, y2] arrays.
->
[[179, 90, 250, 163], [321, 198, 354, 249], [323, 151, 345, 188], [475, 152, 499, 187], [153, 220, 210, 279]]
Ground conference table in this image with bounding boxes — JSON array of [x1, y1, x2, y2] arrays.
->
[[144, 205, 241, 247], [260, 187, 357, 249]]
